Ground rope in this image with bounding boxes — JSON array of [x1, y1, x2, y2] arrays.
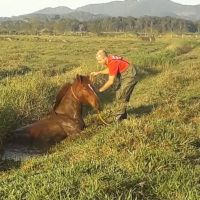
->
[[98, 112, 110, 126], [71, 86, 79, 101]]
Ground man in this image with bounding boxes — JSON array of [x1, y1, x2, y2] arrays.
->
[[90, 50, 138, 122]]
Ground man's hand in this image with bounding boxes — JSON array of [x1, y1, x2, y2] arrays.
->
[[90, 71, 99, 76], [90, 71, 100, 82]]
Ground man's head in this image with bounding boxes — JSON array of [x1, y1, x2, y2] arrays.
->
[[96, 49, 108, 65]]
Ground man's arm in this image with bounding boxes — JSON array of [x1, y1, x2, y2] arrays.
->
[[99, 75, 115, 92], [99, 68, 109, 75], [91, 68, 109, 76]]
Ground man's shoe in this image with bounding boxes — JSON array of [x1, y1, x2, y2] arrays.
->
[[115, 113, 127, 122]]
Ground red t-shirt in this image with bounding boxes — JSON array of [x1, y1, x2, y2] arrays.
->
[[106, 55, 129, 76]]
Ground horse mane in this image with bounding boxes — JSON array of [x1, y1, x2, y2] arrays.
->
[[53, 75, 90, 111], [53, 82, 71, 110]]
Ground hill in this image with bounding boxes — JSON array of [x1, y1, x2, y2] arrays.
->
[[1, 0, 200, 22], [77, 0, 200, 20]]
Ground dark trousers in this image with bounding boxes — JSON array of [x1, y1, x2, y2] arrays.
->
[[114, 65, 138, 118]]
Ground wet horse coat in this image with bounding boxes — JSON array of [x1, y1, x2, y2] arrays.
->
[[13, 75, 100, 144]]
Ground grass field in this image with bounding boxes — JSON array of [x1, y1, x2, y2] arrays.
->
[[0, 34, 200, 199]]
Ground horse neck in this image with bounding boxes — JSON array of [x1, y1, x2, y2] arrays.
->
[[54, 87, 82, 118]]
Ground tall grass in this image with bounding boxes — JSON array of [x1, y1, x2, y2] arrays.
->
[[0, 35, 199, 199]]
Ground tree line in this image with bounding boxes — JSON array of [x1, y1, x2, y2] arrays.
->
[[0, 16, 200, 35]]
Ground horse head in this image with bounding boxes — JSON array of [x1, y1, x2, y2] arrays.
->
[[72, 74, 100, 111]]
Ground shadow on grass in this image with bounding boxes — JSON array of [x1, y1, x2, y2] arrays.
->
[[0, 159, 21, 172], [41, 64, 79, 77], [184, 139, 200, 166], [190, 139, 200, 149], [101, 170, 162, 200], [0, 65, 31, 80], [128, 104, 158, 118], [185, 154, 200, 166], [136, 65, 161, 80]]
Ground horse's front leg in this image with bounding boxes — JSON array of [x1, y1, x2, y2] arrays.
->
[[79, 117, 86, 129]]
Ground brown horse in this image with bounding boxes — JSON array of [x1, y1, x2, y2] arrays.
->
[[12, 75, 100, 144]]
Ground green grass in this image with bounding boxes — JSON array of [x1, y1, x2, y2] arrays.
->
[[0, 34, 200, 199]]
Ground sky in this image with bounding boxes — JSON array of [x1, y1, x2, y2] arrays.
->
[[0, 0, 200, 17]]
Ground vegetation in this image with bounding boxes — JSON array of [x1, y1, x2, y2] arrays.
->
[[0, 34, 200, 199], [1, 16, 200, 35]]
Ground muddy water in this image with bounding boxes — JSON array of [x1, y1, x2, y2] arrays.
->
[[2, 143, 43, 161]]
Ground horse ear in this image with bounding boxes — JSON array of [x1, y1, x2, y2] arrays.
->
[[80, 75, 83, 83], [76, 74, 82, 82], [76, 74, 80, 81]]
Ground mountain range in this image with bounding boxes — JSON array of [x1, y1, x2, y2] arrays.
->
[[1, 0, 200, 22]]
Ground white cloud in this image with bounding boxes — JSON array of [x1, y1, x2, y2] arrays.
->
[[172, 0, 200, 5]]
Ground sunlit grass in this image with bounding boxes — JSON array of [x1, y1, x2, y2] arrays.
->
[[0, 34, 199, 199]]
